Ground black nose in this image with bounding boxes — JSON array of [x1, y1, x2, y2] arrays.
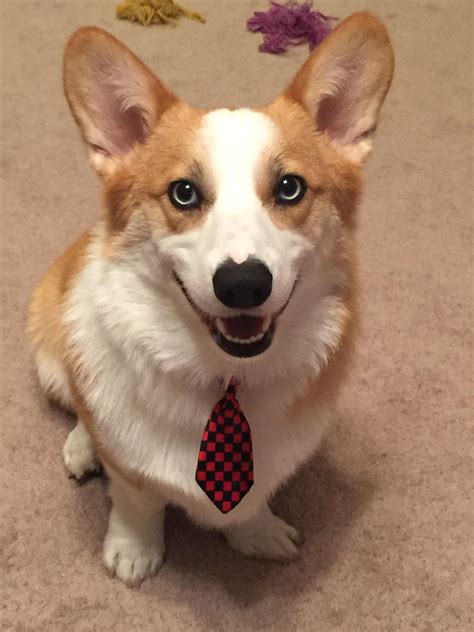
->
[[213, 258, 273, 309]]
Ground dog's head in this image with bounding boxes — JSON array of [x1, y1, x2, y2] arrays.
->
[[64, 14, 393, 371]]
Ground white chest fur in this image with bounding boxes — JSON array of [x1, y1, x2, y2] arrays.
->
[[65, 241, 338, 527], [82, 357, 327, 528]]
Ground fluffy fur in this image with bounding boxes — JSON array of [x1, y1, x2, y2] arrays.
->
[[27, 13, 394, 587]]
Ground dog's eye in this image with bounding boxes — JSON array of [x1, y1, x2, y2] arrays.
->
[[275, 175, 307, 205], [168, 180, 201, 210]]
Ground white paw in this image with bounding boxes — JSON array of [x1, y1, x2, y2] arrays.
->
[[102, 534, 164, 587], [63, 423, 99, 480], [225, 509, 300, 562]]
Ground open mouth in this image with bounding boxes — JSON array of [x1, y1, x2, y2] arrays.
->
[[174, 274, 280, 358], [212, 314, 275, 358]]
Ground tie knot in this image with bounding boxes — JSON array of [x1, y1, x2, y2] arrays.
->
[[226, 377, 239, 397]]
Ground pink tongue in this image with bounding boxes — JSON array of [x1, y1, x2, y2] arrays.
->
[[221, 315, 265, 340]]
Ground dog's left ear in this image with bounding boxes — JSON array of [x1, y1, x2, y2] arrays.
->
[[285, 12, 394, 164]]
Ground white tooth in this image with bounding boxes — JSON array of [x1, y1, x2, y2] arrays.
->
[[225, 332, 265, 344], [216, 318, 266, 344], [247, 332, 266, 343], [215, 316, 275, 344]]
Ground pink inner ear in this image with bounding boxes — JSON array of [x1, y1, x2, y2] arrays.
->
[[99, 103, 148, 156], [315, 57, 372, 146], [92, 83, 150, 156], [317, 91, 349, 142], [82, 48, 154, 157]]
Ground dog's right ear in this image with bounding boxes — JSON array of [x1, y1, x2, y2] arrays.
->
[[64, 27, 177, 176]]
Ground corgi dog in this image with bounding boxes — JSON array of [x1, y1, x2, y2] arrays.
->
[[27, 13, 393, 587]]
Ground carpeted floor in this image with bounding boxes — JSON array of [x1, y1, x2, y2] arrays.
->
[[1, 1, 472, 630]]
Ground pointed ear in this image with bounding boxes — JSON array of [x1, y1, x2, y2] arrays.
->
[[284, 13, 394, 164], [63, 27, 178, 176]]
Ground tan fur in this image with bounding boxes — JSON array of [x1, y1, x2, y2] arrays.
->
[[290, 268, 358, 416], [102, 102, 210, 248], [259, 97, 361, 233], [27, 231, 92, 362]]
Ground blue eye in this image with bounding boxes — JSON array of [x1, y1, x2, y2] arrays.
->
[[168, 180, 201, 210], [275, 174, 307, 205]]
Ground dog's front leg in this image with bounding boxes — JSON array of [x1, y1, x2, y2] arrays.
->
[[102, 469, 166, 587], [223, 503, 301, 562]]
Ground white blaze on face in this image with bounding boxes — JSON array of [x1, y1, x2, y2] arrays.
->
[[160, 108, 310, 316], [202, 108, 274, 265]]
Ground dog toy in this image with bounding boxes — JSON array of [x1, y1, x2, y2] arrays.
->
[[116, 0, 205, 26], [247, 1, 336, 54]]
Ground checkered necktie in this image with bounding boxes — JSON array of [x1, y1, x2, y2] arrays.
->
[[196, 379, 254, 513]]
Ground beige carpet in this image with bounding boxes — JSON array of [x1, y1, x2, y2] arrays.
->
[[1, 1, 472, 630]]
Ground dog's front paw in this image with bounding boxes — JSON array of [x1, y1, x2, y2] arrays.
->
[[225, 507, 300, 562], [102, 534, 164, 588], [63, 423, 99, 479]]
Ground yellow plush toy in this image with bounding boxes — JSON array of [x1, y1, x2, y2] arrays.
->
[[116, 0, 205, 26]]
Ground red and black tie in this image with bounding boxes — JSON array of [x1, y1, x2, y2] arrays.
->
[[196, 379, 254, 513]]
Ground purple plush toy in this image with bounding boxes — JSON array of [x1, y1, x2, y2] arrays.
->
[[247, 0, 337, 54]]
